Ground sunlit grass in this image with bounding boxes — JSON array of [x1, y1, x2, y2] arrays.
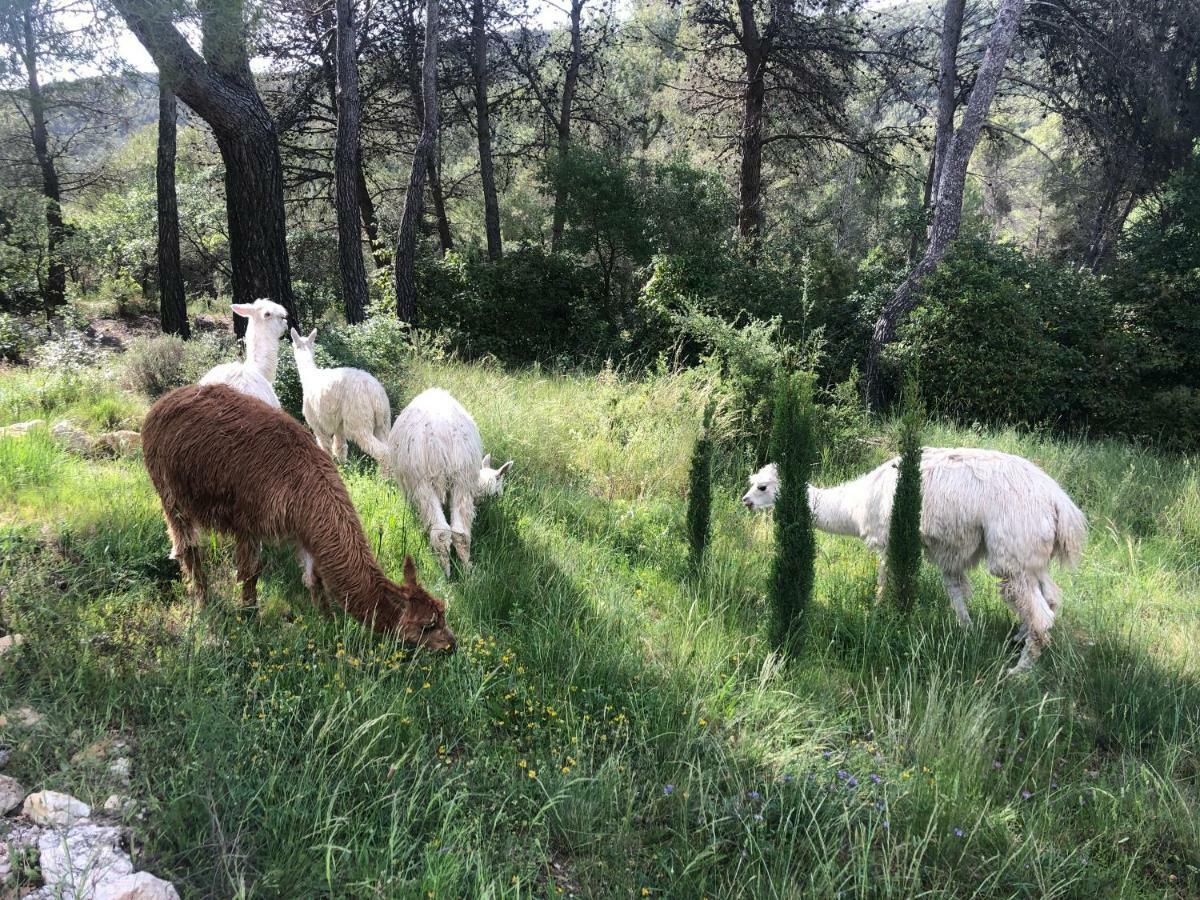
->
[[1, 356, 1197, 897]]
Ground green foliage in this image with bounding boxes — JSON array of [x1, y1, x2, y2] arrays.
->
[[1111, 153, 1200, 447], [419, 247, 608, 365], [120, 333, 233, 399], [768, 372, 817, 654], [886, 378, 924, 613], [685, 401, 715, 573], [888, 238, 1112, 428], [0, 312, 40, 362]]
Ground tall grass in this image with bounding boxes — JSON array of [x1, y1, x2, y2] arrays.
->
[[0, 356, 1197, 897]]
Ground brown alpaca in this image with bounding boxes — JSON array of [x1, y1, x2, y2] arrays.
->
[[142, 384, 456, 651]]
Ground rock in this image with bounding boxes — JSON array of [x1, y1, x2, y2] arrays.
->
[[50, 420, 91, 454], [36, 822, 131, 898], [0, 772, 26, 816], [102, 794, 136, 815], [92, 431, 141, 457], [0, 774, 26, 815], [0, 634, 23, 657], [71, 737, 115, 766], [0, 705, 43, 729], [0, 745, 10, 769], [0, 819, 42, 884], [0, 419, 45, 437], [22, 790, 90, 827], [108, 757, 131, 783], [95, 871, 180, 900]]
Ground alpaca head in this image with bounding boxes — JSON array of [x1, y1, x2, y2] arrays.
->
[[385, 556, 457, 652], [232, 298, 289, 340], [289, 327, 318, 355], [477, 453, 513, 497], [741, 463, 779, 510]]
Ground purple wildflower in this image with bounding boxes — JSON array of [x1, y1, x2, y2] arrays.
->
[[748, 791, 761, 801], [836, 769, 848, 780], [953, 828, 965, 838], [874, 800, 885, 811], [663, 784, 674, 796], [1021, 789, 1032, 800], [992, 760, 1003, 770], [868, 774, 882, 785], [846, 776, 859, 788], [882, 819, 889, 830], [782, 774, 794, 784]]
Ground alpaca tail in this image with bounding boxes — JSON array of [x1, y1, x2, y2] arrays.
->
[[359, 433, 390, 466], [1051, 490, 1087, 568]]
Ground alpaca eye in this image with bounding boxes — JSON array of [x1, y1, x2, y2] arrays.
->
[[758, 485, 766, 491]]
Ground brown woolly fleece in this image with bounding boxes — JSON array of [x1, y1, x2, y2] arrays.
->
[[142, 384, 456, 651]]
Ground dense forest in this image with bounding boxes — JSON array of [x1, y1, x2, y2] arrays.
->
[[1, 0, 1198, 446]]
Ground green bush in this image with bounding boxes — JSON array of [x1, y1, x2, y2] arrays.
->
[[418, 247, 608, 365], [887, 238, 1111, 428], [121, 333, 232, 399], [1110, 153, 1200, 448], [686, 401, 715, 573], [0, 313, 41, 363], [885, 378, 924, 613], [768, 372, 817, 654]]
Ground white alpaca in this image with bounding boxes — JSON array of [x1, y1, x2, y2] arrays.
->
[[199, 298, 289, 408], [289, 328, 391, 463], [742, 448, 1086, 674], [386, 388, 513, 575]]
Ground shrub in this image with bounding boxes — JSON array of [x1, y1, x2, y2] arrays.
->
[[887, 238, 1111, 428], [0, 313, 41, 363], [121, 333, 231, 399], [686, 401, 715, 573], [885, 378, 924, 613], [768, 372, 817, 654]]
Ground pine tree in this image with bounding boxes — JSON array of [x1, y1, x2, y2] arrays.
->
[[686, 401, 716, 573], [768, 373, 817, 653], [886, 376, 925, 612]]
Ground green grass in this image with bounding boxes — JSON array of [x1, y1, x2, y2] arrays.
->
[[1, 356, 1198, 898]]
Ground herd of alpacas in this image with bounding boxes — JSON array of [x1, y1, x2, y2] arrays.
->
[[143, 299, 1086, 672]]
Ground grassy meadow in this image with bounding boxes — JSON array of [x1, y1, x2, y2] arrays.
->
[[1, 350, 1198, 898]]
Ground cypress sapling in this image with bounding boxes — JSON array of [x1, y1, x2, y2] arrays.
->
[[686, 400, 716, 573], [768, 372, 817, 653], [886, 376, 924, 612]]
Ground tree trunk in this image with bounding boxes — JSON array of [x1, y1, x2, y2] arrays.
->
[[429, 154, 454, 255], [929, 0, 966, 211], [472, 0, 502, 260], [334, 0, 369, 323], [736, 0, 768, 255], [395, 0, 440, 324], [864, 0, 1026, 409], [550, 0, 584, 253], [112, 0, 297, 334], [156, 84, 189, 338], [19, 10, 66, 312]]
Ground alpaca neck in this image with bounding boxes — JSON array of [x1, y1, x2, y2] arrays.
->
[[243, 322, 279, 383], [298, 499, 402, 628], [808, 484, 862, 537], [292, 350, 321, 390]]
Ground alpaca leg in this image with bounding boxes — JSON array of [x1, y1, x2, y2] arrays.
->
[[1037, 572, 1063, 613], [449, 487, 476, 572], [331, 433, 349, 464], [874, 556, 888, 602], [942, 571, 974, 629], [1000, 572, 1049, 675], [179, 544, 207, 603], [298, 547, 331, 614], [408, 482, 453, 576], [235, 536, 262, 608]]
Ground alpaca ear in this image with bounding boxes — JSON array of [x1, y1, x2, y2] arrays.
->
[[496, 460, 513, 478], [307, 328, 317, 342], [402, 555, 418, 586], [231, 303, 254, 318], [289, 327, 301, 343], [482, 453, 492, 468]]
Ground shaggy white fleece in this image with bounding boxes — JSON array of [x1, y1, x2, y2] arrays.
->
[[743, 447, 1086, 674], [290, 328, 391, 463], [199, 298, 289, 408], [386, 388, 512, 575]]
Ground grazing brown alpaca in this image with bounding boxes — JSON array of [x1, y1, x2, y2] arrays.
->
[[142, 384, 456, 651]]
